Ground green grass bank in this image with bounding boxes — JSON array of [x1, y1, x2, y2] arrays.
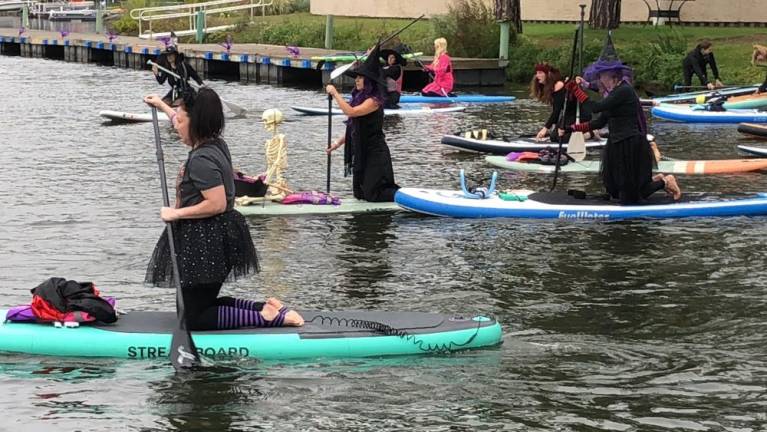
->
[[113, 9, 767, 91]]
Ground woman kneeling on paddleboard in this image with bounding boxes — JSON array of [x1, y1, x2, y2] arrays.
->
[[420, 38, 454, 97], [530, 62, 592, 142], [326, 45, 400, 202], [566, 62, 682, 204], [144, 87, 304, 330], [380, 48, 406, 109]]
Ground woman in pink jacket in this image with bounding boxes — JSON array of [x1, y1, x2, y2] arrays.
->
[[421, 38, 454, 97]]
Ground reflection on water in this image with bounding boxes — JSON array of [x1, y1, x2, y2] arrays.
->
[[0, 53, 765, 430]]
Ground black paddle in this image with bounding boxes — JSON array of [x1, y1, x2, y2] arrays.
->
[[150, 106, 200, 371], [551, 26, 581, 192], [326, 94, 332, 193]]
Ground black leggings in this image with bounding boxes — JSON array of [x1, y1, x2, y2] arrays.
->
[[181, 283, 265, 330]]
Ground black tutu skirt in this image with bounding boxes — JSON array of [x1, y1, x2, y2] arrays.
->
[[145, 210, 259, 288], [600, 134, 657, 205]]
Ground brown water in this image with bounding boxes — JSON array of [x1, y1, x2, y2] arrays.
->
[[0, 54, 766, 431]]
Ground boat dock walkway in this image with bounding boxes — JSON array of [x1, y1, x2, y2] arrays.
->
[[0, 28, 508, 87]]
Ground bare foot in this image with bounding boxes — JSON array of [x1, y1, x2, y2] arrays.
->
[[664, 175, 682, 201], [265, 297, 283, 309], [259, 302, 304, 326], [284, 310, 304, 326], [259, 303, 280, 321]]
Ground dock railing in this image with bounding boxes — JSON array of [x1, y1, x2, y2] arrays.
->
[[130, 0, 274, 40]]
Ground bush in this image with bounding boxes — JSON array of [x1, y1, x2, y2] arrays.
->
[[621, 28, 687, 90], [506, 33, 602, 82], [431, 0, 503, 58]]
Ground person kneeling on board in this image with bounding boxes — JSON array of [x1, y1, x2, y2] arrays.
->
[[566, 61, 682, 204], [152, 45, 204, 106], [380, 48, 407, 109], [325, 45, 400, 203], [420, 37, 455, 97], [530, 62, 593, 142], [144, 87, 304, 330]]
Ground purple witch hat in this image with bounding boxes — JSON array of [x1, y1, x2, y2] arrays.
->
[[583, 31, 632, 84]]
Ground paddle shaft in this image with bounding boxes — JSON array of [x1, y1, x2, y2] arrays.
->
[[551, 26, 581, 192], [575, 5, 586, 125], [150, 107, 200, 370], [147, 59, 245, 115], [329, 14, 425, 80], [327, 95, 332, 194]]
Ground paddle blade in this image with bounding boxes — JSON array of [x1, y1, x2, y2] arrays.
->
[[223, 99, 246, 116], [330, 62, 353, 81], [568, 132, 587, 161], [170, 324, 200, 370]]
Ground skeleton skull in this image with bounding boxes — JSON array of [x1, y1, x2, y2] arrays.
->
[[262, 109, 284, 132]]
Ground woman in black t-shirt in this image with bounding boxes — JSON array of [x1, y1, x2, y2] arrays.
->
[[143, 87, 304, 330]]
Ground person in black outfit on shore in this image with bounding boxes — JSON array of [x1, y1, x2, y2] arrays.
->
[[566, 61, 682, 204], [153, 45, 204, 106], [682, 40, 724, 90], [530, 62, 593, 142], [380, 48, 406, 109]]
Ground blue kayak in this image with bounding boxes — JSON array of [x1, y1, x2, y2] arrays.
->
[[394, 188, 767, 220], [398, 95, 516, 104], [651, 104, 767, 123]]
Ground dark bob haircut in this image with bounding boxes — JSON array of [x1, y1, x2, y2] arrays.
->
[[179, 87, 225, 144]]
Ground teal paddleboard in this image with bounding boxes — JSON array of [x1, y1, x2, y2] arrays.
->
[[0, 310, 502, 360]]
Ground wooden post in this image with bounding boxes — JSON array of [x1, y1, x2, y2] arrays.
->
[[324, 15, 334, 50]]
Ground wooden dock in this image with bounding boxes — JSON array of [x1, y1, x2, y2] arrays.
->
[[0, 28, 508, 88]]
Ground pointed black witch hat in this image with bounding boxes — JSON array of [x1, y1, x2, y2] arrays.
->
[[583, 31, 632, 82], [344, 44, 387, 87]]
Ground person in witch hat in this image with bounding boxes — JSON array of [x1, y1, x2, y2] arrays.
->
[[379, 46, 407, 109], [530, 61, 593, 142], [153, 39, 204, 106], [325, 44, 400, 202], [565, 34, 682, 204]]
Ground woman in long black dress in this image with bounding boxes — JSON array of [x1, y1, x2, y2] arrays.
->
[[566, 61, 681, 204], [325, 46, 400, 202], [143, 87, 303, 330]]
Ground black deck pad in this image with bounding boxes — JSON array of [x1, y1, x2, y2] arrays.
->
[[528, 191, 748, 207], [92, 311, 492, 339]]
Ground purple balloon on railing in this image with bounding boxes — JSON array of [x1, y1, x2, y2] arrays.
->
[[286, 45, 300, 57]]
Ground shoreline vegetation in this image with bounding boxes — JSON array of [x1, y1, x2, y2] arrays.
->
[[109, 0, 767, 92]]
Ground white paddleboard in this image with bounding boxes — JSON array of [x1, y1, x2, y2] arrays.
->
[[290, 106, 466, 117], [99, 110, 170, 123]]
